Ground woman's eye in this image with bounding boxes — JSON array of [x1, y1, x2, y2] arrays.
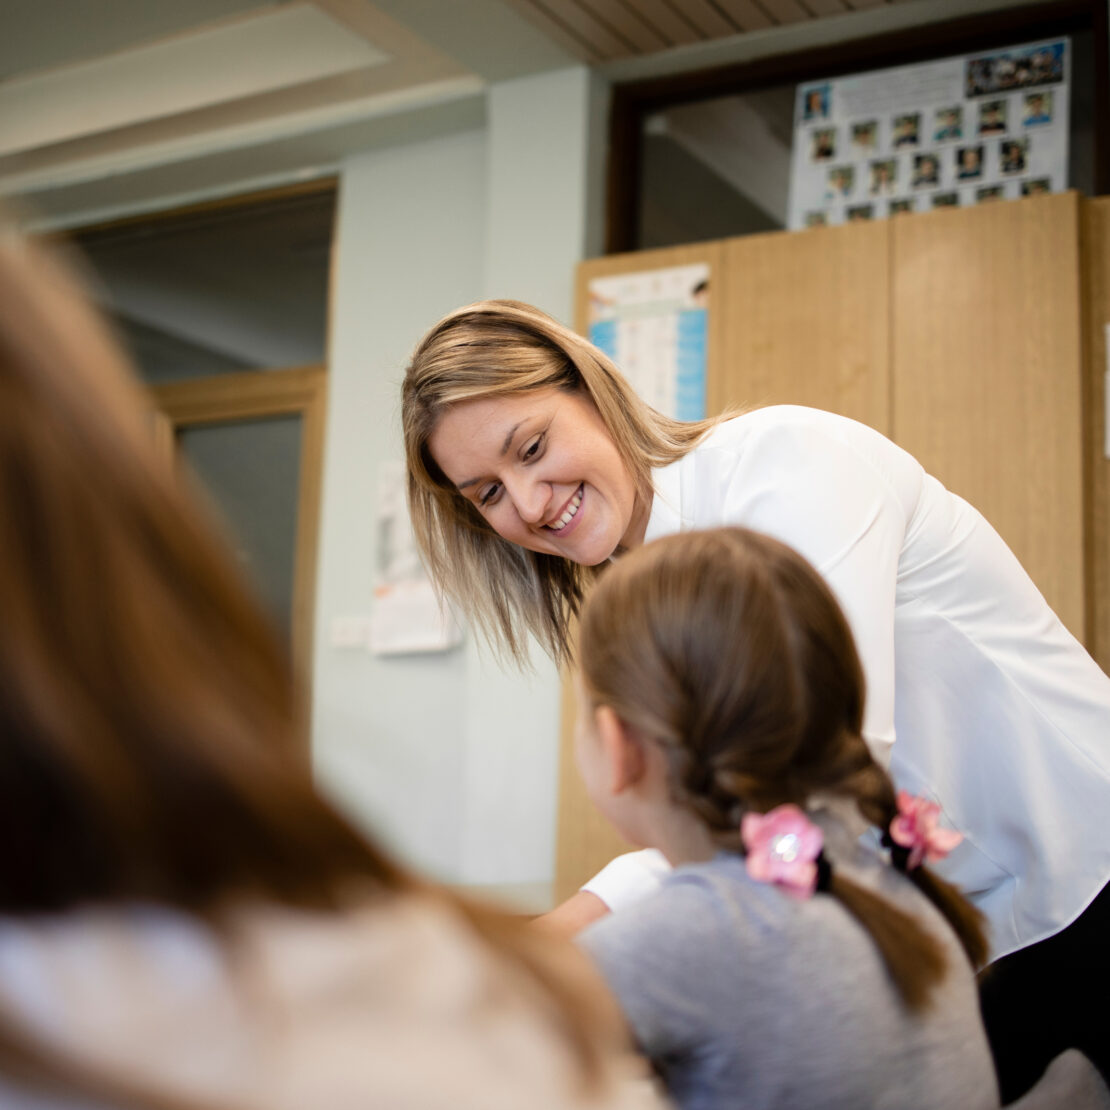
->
[[478, 483, 501, 507], [523, 433, 545, 462]]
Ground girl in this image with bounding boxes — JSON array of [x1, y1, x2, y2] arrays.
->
[[0, 228, 662, 1110], [402, 298, 1110, 1100], [573, 525, 996, 1110]]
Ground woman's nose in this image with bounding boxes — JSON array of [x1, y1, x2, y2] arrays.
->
[[504, 472, 549, 523]]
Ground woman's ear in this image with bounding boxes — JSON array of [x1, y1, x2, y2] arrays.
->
[[593, 705, 647, 795]]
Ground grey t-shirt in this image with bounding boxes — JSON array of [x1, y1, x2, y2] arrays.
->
[[579, 837, 998, 1110]]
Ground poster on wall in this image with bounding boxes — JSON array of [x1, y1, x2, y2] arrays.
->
[[787, 38, 1069, 230], [587, 263, 709, 420], [369, 460, 462, 655]]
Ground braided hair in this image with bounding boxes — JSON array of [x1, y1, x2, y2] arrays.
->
[[578, 527, 987, 1011]]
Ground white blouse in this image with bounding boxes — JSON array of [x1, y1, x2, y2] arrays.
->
[[583, 406, 1110, 960]]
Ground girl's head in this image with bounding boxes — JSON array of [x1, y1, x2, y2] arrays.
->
[[402, 299, 712, 663], [578, 527, 869, 839], [578, 527, 988, 1006]]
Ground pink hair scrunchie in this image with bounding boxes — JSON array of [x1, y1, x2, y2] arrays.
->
[[888, 791, 964, 870], [741, 804, 824, 899]]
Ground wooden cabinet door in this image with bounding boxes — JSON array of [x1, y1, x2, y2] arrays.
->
[[720, 219, 891, 433], [1081, 196, 1110, 670], [891, 192, 1085, 640]]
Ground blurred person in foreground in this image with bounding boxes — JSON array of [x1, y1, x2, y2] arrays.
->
[[0, 220, 663, 1110]]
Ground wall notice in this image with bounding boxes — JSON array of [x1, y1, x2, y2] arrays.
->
[[587, 263, 709, 420], [788, 38, 1068, 230]]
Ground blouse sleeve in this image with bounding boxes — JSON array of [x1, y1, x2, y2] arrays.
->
[[705, 415, 910, 767], [580, 849, 672, 911]]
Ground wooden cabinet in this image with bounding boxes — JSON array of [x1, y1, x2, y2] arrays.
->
[[721, 218, 891, 431], [1082, 197, 1110, 671], [556, 192, 1107, 903], [891, 193, 1086, 638]]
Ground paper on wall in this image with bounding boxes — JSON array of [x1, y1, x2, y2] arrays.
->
[[587, 263, 709, 420], [370, 459, 461, 655]]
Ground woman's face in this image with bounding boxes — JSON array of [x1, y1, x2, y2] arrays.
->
[[428, 386, 646, 565]]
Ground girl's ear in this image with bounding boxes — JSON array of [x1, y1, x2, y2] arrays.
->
[[593, 705, 647, 795]]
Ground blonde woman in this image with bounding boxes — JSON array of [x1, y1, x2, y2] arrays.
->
[[403, 298, 1110, 1102]]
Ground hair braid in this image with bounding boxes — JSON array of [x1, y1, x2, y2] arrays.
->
[[837, 734, 989, 971], [579, 527, 991, 1015]]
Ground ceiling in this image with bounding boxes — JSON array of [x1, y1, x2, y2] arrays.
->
[[0, 0, 916, 83], [501, 0, 914, 63], [0, 0, 1028, 224]]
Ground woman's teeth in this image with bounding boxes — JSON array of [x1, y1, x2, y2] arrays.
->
[[549, 485, 583, 531]]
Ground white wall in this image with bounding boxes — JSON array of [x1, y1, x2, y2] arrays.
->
[[312, 66, 606, 907], [457, 67, 607, 894], [311, 127, 484, 881]]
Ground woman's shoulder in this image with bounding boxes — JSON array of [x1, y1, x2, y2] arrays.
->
[[685, 406, 923, 514], [705, 405, 893, 450]]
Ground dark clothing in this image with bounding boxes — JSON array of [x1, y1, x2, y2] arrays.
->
[[980, 880, 1110, 1103]]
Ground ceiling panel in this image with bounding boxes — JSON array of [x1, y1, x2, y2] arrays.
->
[[712, 1, 776, 32], [756, 0, 814, 24], [676, 0, 743, 38], [506, 0, 900, 62], [587, 0, 671, 53], [800, 0, 853, 15], [622, 0, 702, 46]]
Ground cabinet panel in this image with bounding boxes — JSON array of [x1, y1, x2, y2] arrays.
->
[[892, 192, 1085, 639], [721, 220, 891, 432], [554, 663, 634, 904], [1081, 197, 1110, 670]]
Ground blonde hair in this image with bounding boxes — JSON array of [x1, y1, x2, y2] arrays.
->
[[579, 527, 988, 1011], [402, 299, 718, 665]]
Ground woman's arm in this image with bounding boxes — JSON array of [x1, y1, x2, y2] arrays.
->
[[533, 890, 610, 937], [535, 849, 674, 937]]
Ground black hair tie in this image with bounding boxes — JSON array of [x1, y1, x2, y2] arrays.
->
[[815, 850, 833, 893], [881, 830, 912, 874]]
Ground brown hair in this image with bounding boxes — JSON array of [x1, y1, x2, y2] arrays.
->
[[402, 299, 719, 665], [0, 226, 625, 1104], [578, 527, 988, 1011]]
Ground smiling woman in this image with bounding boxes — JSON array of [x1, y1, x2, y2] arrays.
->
[[402, 296, 1110, 1102], [427, 386, 646, 566]]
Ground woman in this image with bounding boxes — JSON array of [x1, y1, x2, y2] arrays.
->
[[402, 298, 1110, 1102], [0, 229, 662, 1110]]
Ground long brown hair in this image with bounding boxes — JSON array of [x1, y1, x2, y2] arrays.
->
[[402, 299, 719, 665], [0, 226, 624, 1104], [578, 527, 988, 1011]]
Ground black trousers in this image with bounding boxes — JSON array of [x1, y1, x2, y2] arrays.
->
[[978, 880, 1110, 1104]]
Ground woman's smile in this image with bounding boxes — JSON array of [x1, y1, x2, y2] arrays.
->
[[546, 483, 584, 533]]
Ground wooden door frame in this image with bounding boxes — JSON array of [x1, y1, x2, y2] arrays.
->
[[150, 364, 327, 683]]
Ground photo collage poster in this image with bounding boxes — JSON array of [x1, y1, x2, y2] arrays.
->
[[787, 38, 1069, 230], [588, 263, 709, 421]]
